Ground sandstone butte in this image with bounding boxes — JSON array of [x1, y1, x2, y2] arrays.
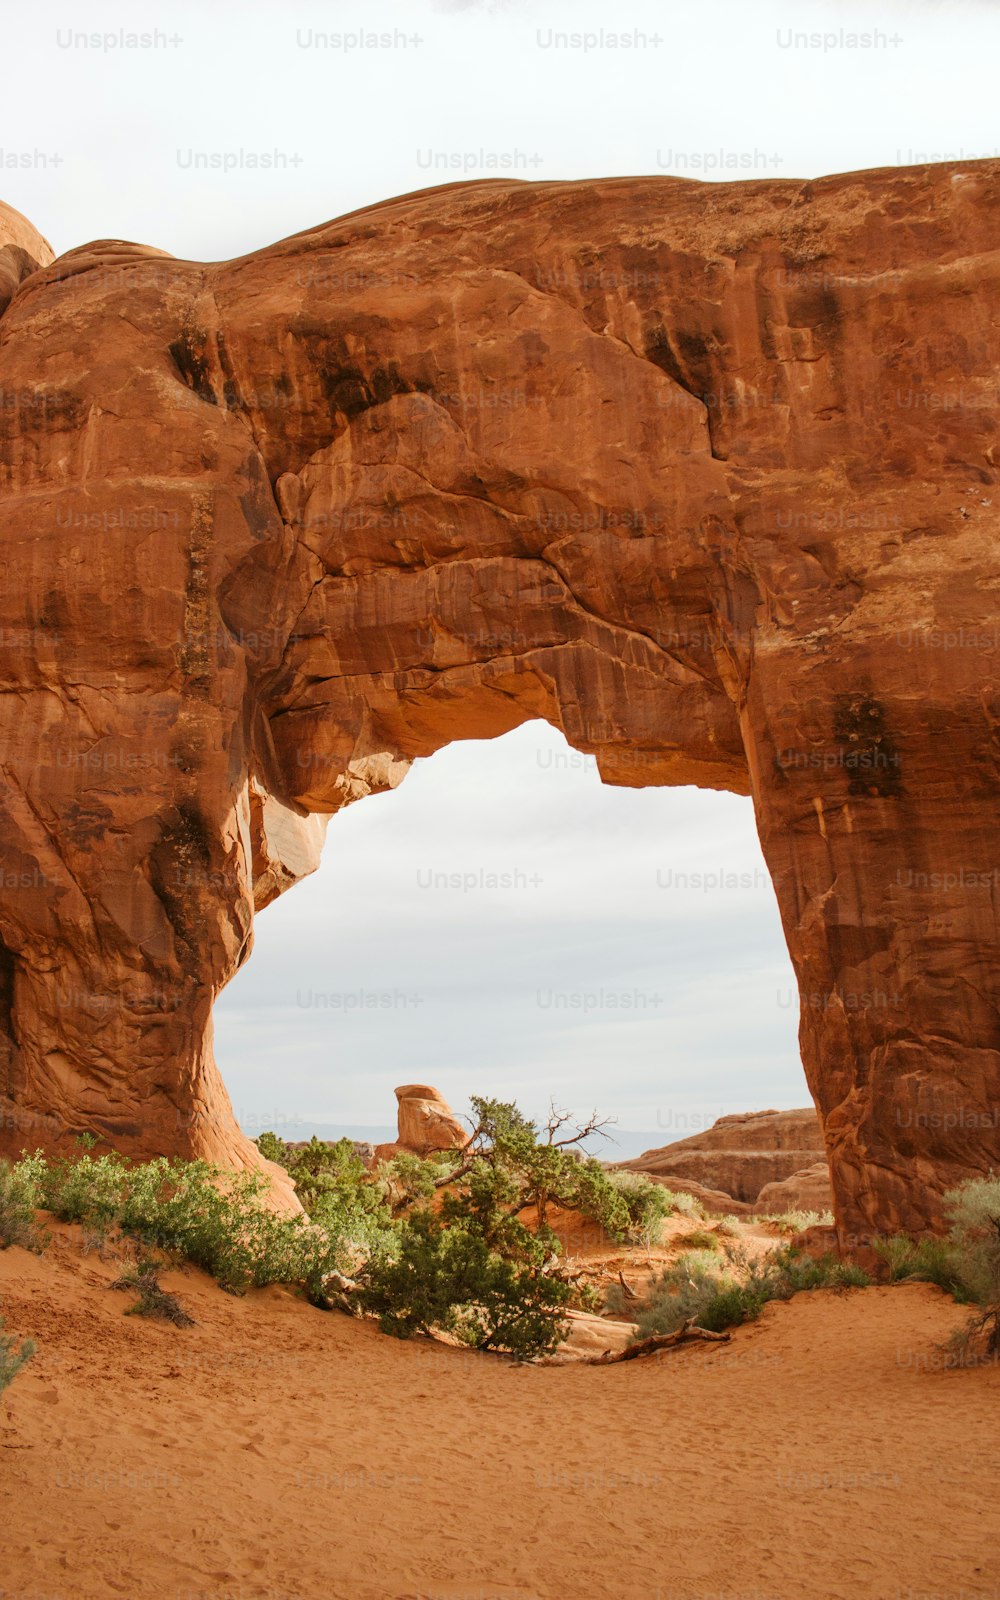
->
[[1, 162, 999, 1243]]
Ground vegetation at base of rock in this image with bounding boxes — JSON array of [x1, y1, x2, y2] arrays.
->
[[9, 1124, 994, 1365], [0, 1158, 46, 1251], [0, 1312, 34, 1393], [754, 1208, 834, 1233], [111, 1262, 195, 1326], [611, 1245, 870, 1338], [257, 1133, 399, 1256], [0, 1098, 667, 1360], [7, 1144, 349, 1299], [875, 1175, 1000, 1360], [356, 1209, 572, 1359]]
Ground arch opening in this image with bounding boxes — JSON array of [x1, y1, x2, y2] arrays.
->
[[216, 720, 806, 1165]]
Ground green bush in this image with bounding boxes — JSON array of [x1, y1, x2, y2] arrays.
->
[[625, 1243, 869, 1339], [111, 1262, 195, 1326], [15, 1143, 352, 1300], [943, 1176, 1000, 1307], [255, 1130, 290, 1166], [0, 1313, 34, 1394], [258, 1133, 399, 1261], [870, 1180, 1000, 1361], [678, 1228, 720, 1253], [872, 1233, 967, 1296], [602, 1170, 673, 1244], [358, 1209, 571, 1359], [35, 1143, 131, 1232], [757, 1208, 834, 1234], [435, 1097, 672, 1253], [0, 1155, 44, 1250], [6, 1095, 761, 1362], [939, 1175, 1000, 1358]]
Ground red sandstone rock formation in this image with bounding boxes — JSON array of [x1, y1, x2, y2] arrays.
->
[[0, 202, 53, 316], [755, 1163, 834, 1216], [619, 1109, 828, 1208], [1, 161, 999, 1237], [372, 1083, 468, 1164]]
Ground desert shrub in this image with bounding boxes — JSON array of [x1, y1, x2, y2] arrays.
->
[[111, 1262, 195, 1326], [255, 1130, 290, 1166], [0, 1155, 44, 1250], [872, 1233, 919, 1283], [377, 1150, 457, 1215], [716, 1215, 744, 1239], [774, 1248, 870, 1292], [628, 1249, 735, 1335], [16, 1146, 352, 1299], [872, 1233, 966, 1295], [358, 1209, 570, 1359], [628, 1243, 869, 1339], [874, 1178, 1000, 1312], [0, 1313, 34, 1393], [263, 1136, 364, 1206], [437, 1097, 664, 1253], [937, 1175, 1000, 1359], [943, 1176, 1000, 1305], [679, 1228, 720, 1253], [257, 1134, 399, 1262], [659, 1187, 704, 1219], [758, 1208, 833, 1234], [121, 1159, 352, 1297], [909, 1237, 968, 1297], [37, 1142, 132, 1234], [602, 1170, 673, 1244]]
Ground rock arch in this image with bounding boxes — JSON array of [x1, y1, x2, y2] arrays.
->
[[1, 162, 999, 1238]]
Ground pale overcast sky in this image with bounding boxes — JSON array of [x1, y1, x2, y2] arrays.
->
[[4, 0, 992, 1145]]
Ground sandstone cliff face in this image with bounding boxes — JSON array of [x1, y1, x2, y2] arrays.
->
[[620, 1109, 829, 1207], [1, 162, 999, 1237]]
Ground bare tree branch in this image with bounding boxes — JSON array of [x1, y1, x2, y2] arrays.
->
[[544, 1100, 616, 1149], [589, 1318, 731, 1363]]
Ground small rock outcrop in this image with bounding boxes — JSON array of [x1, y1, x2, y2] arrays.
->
[[372, 1085, 468, 1165], [755, 1163, 835, 1216], [0, 200, 53, 315]]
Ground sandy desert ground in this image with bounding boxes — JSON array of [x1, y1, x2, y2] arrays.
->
[[2, 1220, 998, 1600]]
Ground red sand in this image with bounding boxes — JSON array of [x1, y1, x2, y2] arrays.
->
[[1, 1224, 997, 1600]]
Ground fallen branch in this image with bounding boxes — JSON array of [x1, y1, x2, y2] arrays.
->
[[589, 1317, 731, 1364], [617, 1269, 640, 1302]]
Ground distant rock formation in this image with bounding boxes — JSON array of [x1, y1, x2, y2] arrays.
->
[[372, 1084, 468, 1165], [2, 160, 1000, 1237], [755, 1162, 834, 1216], [0, 200, 53, 315], [618, 1110, 832, 1214]]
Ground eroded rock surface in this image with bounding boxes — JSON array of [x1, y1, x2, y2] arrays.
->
[[1, 161, 999, 1236], [756, 1163, 834, 1216], [619, 1109, 829, 1209], [372, 1083, 468, 1164]]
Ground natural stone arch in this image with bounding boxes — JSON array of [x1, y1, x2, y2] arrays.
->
[[1, 161, 998, 1239]]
